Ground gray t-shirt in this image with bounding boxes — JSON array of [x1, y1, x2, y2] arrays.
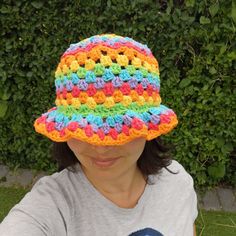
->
[[0, 160, 198, 236]]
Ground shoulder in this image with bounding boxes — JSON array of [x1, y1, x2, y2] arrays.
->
[[12, 167, 82, 217], [32, 166, 81, 196], [148, 160, 198, 223], [150, 160, 195, 192], [33, 168, 70, 188], [22, 169, 71, 204]]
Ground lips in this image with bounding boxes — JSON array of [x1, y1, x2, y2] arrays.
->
[[89, 156, 121, 168]]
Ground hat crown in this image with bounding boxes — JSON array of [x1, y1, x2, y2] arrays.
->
[[54, 34, 161, 117]]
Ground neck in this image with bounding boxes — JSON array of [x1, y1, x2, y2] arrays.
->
[[82, 165, 147, 208]]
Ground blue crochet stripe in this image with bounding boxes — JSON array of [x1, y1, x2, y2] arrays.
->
[[55, 69, 160, 91], [55, 67, 159, 84], [44, 105, 172, 130]]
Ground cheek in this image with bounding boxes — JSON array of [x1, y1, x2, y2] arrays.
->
[[125, 139, 146, 157], [130, 148, 144, 161], [67, 140, 87, 156], [129, 142, 145, 160], [122, 145, 145, 162]]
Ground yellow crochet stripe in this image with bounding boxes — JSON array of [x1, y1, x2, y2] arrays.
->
[[55, 92, 161, 109], [55, 63, 159, 79], [56, 45, 159, 76], [34, 115, 178, 146]]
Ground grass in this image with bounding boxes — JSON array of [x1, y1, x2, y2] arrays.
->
[[196, 208, 236, 236], [0, 186, 29, 222], [0, 186, 236, 235]]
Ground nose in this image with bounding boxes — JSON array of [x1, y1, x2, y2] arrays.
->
[[91, 145, 114, 154]]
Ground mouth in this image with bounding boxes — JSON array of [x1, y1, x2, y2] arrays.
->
[[88, 156, 121, 168]]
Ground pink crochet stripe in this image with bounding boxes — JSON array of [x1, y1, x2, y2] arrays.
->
[[62, 41, 154, 59]]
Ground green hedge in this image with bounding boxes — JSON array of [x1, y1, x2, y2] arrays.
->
[[0, 0, 235, 187]]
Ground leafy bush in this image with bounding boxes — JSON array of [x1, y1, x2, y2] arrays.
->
[[0, 0, 235, 187]]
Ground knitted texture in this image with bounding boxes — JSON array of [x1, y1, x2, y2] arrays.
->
[[34, 34, 178, 145]]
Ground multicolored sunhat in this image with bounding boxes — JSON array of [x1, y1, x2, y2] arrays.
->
[[34, 34, 178, 145]]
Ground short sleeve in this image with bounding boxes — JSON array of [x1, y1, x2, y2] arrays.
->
[[188, 180, 198, 222], [174, 161, 198, 223], [179, 163, 198, 223], [0, 210, 48, 236], [0, 176, 70, 236]]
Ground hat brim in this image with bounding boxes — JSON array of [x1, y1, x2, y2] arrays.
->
[[34, 105, 178, 146]]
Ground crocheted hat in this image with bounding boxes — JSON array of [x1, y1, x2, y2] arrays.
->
[[34, 34, 178, 145]]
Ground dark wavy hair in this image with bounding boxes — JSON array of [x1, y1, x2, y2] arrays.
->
[[52, 138, 178, 179]]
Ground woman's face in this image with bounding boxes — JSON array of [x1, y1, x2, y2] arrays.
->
[[67, 138, 146, 180]]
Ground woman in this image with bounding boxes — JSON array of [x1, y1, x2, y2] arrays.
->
[[0, 34, 198, 235]]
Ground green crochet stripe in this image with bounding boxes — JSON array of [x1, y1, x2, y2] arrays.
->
[[55, 63, 159, 80], [57, 102, 155, 118]]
